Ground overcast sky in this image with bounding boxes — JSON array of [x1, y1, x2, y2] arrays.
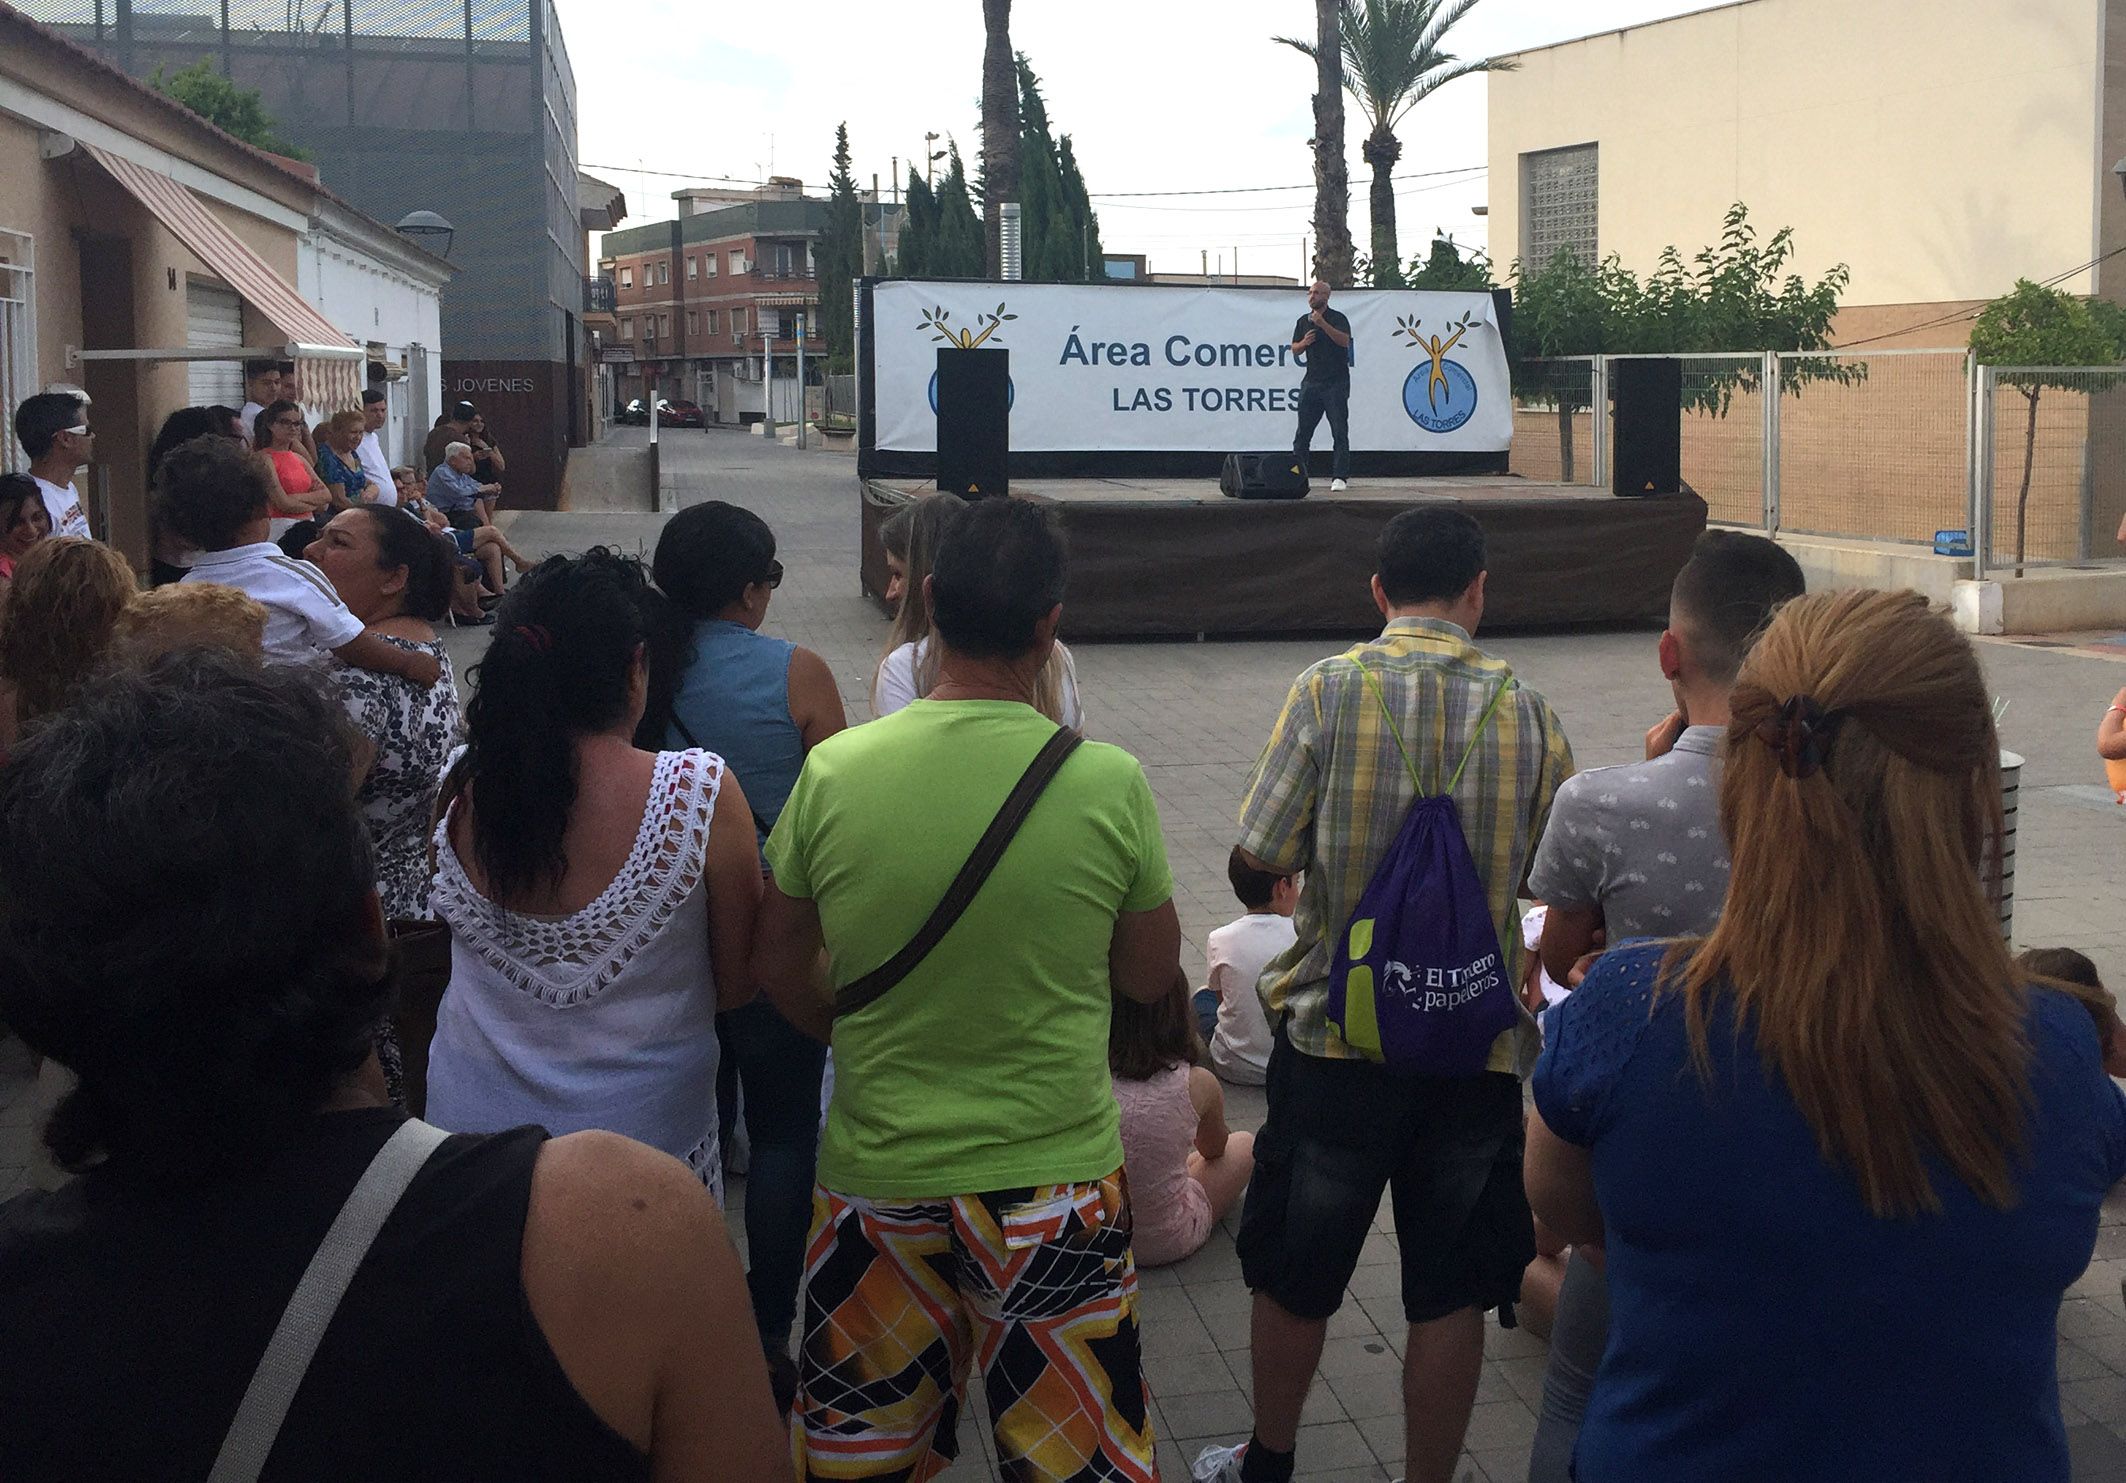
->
[[565, 0, 1714, 275]]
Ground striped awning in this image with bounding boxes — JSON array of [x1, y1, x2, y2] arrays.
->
[[85, 144, 364, 409]]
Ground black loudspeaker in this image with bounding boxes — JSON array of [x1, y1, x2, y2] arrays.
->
[[936, 348, 1009, 497], [1219, 451, 1310, 500], [1611, 357, 1683, 497]]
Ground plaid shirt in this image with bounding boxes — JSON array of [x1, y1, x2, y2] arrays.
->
[[1238, 617, 1574, 1070]]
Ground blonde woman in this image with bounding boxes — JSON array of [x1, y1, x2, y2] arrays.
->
[[1525, 588, 2126, 1483], [870, 493, 1083, 726], [0, 536, 137, 751]]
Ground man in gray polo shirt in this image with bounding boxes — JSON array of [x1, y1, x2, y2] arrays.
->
[[1530, 529, 1805, 978]]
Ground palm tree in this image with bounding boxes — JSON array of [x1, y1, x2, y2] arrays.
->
[[980, 0, 1020, 280], [1281, 0, 1354, 286], [1279, 0, 1515, 286]]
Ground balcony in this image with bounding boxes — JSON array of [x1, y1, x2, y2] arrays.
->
[[755, 265, 816, 282], [585, 276, 617, 315]]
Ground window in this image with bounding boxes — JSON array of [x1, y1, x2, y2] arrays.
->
[[687, 256, 698, 280], [728, 249, 747, 274], [760, 308, 782, 340], [732, 306, 747, 337], [704, 253, 718, 278], [659, 313, 671, 337], [705, 308, 719, 335], [1522, 143, 1598, 269], [621, 316, 634, 339], [619, 266, 634, 289], [655, 261, 669, 285], [686, 310, 697, 336]]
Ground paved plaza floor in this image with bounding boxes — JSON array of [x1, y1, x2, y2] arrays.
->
[[4, 425, 2125, 1479]]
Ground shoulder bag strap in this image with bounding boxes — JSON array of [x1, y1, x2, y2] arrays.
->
[[1353, 661, 1514, 799], [668, 714, 775, 839], [835, 725, 1084, 1019], [206, 1120, 452, 1483]]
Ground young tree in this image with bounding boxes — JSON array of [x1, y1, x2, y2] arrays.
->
[[933, 144, 987, 278], [1507, 204, 1851, 480], [1279, 0, 1513, 287], [1969, 279, 2126, 575], [151, 61, 307, 159], [1014, 55, 1072, 282], [980, 0, 1019, 279], [817, 124, 864, 373], [1058, 136, 1103, 281], [1403, 233, 1493, 291]]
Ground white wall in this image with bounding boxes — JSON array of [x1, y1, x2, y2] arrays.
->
[[297, 224, 446, 464], [1487, 0, 2107, 307]]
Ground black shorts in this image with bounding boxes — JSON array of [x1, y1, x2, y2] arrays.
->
[[446, 507, 481, 532], [1236, 1021, 1534, 1325]]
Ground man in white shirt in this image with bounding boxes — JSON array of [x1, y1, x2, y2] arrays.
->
[[1196, 848, 1299, 1086], [237, 360, 281, 447], [13, 390, 95, 539], [355, 388, 398, 506]]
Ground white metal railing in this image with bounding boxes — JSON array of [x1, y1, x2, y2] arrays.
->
[[0, 227, 36, 471]]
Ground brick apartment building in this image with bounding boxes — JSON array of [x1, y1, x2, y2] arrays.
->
[[598, 178, 898, 425]]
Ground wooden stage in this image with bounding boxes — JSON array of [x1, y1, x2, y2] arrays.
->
[[859, 475, 1709, 640]]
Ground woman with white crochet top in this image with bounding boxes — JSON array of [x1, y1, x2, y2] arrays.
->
[[425, 549, 762, 1200]]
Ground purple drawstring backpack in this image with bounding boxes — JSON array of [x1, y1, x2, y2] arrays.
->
[[1326, 663, 1518, 1076]]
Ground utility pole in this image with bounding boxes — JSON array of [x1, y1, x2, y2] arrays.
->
[[891, 157, 899, 207], [796, 310, 807, 449], [925, 132, 941, 188]]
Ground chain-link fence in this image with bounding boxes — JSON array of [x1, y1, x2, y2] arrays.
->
[[1774, 349, 1969, 545], [1509, 357, 1601, 485], [1976, 364, 2126, 576], [1669, 353, 1768, 527]]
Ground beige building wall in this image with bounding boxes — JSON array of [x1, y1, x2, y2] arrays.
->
[[1487, 0, 2108, 318]]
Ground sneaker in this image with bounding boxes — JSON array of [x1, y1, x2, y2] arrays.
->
[[1330, 477, 1349, 491], [1191, 1442, 1248, 1483]]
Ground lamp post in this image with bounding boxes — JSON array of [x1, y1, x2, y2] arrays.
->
[[925, 132, 944, 188]]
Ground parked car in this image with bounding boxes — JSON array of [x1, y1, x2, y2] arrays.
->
[[656, 398, 705, 428], [617, 398, 648, 425]]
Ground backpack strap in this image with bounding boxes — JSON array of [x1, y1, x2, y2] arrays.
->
[[1353, 659, 1514, 799]]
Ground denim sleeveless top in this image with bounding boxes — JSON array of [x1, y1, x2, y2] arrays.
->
[[666, 618, 803, 837]]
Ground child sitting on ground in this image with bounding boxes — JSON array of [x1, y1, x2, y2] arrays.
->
[[1112, 971, 1256, 1267], [155, 434, 440, 687], [1192, 848, 1298, 1087], [2018, 947, 2126, 1075]]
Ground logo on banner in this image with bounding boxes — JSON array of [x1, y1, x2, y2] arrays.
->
[[920, 302, 1018, 413], [1395, 312, 1482, 434]]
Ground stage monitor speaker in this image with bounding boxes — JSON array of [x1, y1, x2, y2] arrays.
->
[[1219, 451, 1310, 500], [1611, 357, 1682, 497], [936, 347, 1009, 497]]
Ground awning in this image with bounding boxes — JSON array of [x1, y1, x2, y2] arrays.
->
[[83, 144, 364, 408]]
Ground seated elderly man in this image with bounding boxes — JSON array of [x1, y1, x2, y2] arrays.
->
[[424, 442, 501, 532]]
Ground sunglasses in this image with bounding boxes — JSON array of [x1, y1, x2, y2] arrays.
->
[[763, 560, 784, 590], [274, 416, 306, 427], [64, 424, 93, 437]]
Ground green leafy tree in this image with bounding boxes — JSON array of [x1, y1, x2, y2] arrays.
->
[[1402, 233, 1493, 291], [151, 61, 307, 159], [1278, 0, 1513, 287], [1057, 136, 1103, 282], [1507, 204, 1852, 481], [931, 144, 987, 278], [896, 166, 937, 278], [815, 124, 865, 374], [1014, 56, 1072, 281], [1969, 279, 2126, 575]]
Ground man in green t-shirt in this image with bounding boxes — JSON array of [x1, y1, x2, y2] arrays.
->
[[756, 496, 1178, 1483]]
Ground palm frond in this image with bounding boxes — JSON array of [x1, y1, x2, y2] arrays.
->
[[1416, 0, 1487, 61], [1388, 55, 1517, 128]]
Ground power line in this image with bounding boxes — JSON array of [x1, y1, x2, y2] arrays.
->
[[1833, 246, 2126, 349], [1089, 164, 1485, 199]]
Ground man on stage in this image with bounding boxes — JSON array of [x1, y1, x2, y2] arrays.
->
[[1291, 281, 1354, 491]]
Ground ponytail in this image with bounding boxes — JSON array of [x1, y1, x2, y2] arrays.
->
[[457, 549, 657, 902]]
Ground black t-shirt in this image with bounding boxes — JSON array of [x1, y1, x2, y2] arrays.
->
[[1294, 308, 1352, 384]]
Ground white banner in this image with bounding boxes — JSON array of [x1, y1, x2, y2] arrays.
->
[[870, 280, 1510, 454]]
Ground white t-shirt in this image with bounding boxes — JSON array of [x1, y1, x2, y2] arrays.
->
[[872, 636, 1085, 727], [32, 476, 90, 540], [238, 401, 267, 448], [355, 430, 398, 506], [1203, 911, 1296, 1085], [183, 541, 365, 665]]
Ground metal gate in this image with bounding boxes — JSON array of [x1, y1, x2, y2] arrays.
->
[[0, 227, 34, 469]]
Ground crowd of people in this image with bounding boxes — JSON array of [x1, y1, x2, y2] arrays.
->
[[1, 412, 2124, 1483]]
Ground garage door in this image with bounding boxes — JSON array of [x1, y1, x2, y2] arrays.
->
[[186, 280, 244, 408]]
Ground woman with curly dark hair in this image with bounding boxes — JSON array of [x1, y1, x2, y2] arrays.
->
[[426, 549, 762, 1199], [0, 536, 136, 751], [0, 649, 788, 1479]]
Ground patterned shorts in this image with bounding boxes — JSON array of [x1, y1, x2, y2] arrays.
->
[[793, 1171, 1156, 1482]]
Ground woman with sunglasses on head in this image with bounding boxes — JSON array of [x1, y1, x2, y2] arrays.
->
[[1525, 588, 2126, 1483], [638, 499, 845, 1408]]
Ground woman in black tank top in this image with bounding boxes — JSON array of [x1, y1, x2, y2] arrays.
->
[[0, 652, 786, 1481]]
